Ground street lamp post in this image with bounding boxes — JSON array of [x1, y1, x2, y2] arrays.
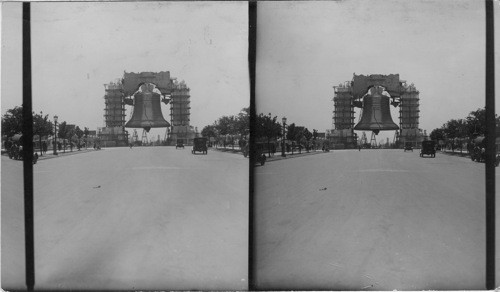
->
[[281, 117, 287, 157], [53, 115, 58, 155]]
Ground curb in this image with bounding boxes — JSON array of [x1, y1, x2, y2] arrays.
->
[[211, 148, 244, 155], [266, 150, 327, 162], [439, 151, 470, 158]]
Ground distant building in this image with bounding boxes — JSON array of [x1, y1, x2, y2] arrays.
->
[[330, 82, 357, 149], [399, 82, 423, 147], [169, 80, 196, 145], [100, 81, 129, 147]]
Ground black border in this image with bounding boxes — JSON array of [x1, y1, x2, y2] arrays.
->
[[22, 2, 35, 291], [248, 0, 257, 290], [485, 0, 495, 289]]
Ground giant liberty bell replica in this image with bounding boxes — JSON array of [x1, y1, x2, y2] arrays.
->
[[354, 85, 399, 135], [125, 83, 170, 132], [332, 74, 421, 148]]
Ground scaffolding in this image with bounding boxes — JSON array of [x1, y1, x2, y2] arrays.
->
[[169, 80, 196, 145], [101, 81, 129, 147], [330, 82, 356, 148], [103, 82, 126, 128], [399, 82, 421, 147], [332, 82, 355, 130]]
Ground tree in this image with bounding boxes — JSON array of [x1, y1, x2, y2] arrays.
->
[[216, 115, 237, 148], [286, 123, 296, 141], [67, 126, 76, 151], [429, 128, 445, 142], [75, 126, 84, 150], [58, 121, 69, 153], [201, 124, 218, 145], [465, 108, 486, 138], [303, 128, 313, 152], [255, 113, 281, 157], [236, 107, 250, 138], [33, 111, 54, 156], [1, 106, 23, 138], [83, 127, 90, 148], [293, 126, 305, 154], [313, 129, 318, 139], [443, 119, 467, 151]]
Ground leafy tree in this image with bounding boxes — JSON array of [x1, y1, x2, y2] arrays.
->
[[303, 128, 313, 152], [443, 119, 467, 152], [201, 124, 218, 144], [293, 126, 305, 154], [33, 111, 54, 156], [67, 126, 76, 151], [312, 129, 319, 151], [465, 108, 486, 138], [58, 121, 69, 153], [83, 127, 90, 148], [313, 129, 318, 140], [216, 115, 238, 148], [286, 123, 296, 141], [255, 113, 281, 157], [1, 106, 23, 138], [286, 123, 299, 154], [75, 126, 84, 149], [236, 107, 250, 137], [429, 128, 445, 142]]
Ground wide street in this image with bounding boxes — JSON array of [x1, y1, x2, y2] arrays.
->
[[2, 146, 248, 291], [254, 149, 497, 290]]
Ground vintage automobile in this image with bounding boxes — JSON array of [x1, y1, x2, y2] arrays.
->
[[470, 136, 487, 162], [253, 142, 267, 166], [470, 136, 500, 166], [192, 137, 208, 154], [175, 139, 185, 149], [420, 140, 436, 158], [242, 142, 267, 165], [404, 142, 413, 152], [322, 140, 331, 152]]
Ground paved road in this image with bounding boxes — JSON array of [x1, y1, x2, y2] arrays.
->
[[254, 149, 496, 290], [2, 146, 248, 291]]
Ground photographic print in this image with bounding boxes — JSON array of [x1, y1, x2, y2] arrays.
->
[[254, 0, 499, 290], [2, 1, 249, 290]]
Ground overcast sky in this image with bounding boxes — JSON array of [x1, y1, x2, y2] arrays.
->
[[1, 1, 248, 139], [256, 0, 499, 144]]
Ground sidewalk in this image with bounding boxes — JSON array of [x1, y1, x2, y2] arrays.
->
[[38, 148, 98, 160], [2, 148, 99, 161], [211, 147, 243, 155], [440, 149, 470, 158], [266, 150, 327, 162]]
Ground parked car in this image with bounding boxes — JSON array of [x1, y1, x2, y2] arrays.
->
[[253, 142, 267, 166], [420, 140, 436, 158], [404, 142, 413, 152], [192, 137, 208, 154], [470, 136, 486, 162], [175, 139, 184, 149]]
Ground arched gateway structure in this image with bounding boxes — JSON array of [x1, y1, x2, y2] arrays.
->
[[331, 74, 422, 149], [100, 71, 196, 146]]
